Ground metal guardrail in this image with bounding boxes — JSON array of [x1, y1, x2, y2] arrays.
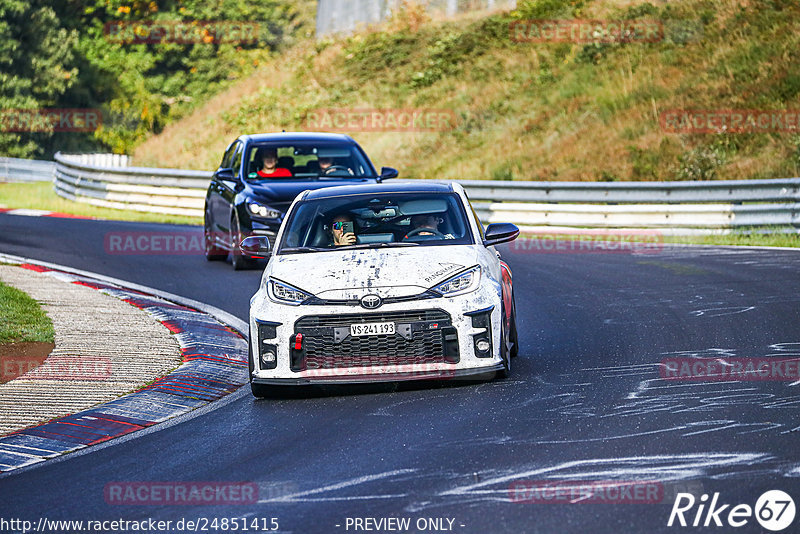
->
[[41, 152, 800, 233], [0, 157, 55, 183], [462, 178, 800, 234], [54, 152, 209, 217]]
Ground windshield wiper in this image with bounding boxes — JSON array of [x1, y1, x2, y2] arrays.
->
[[336, 242, 419, 250], [315, 175, 370, 181], [279, 246, 326, 254]]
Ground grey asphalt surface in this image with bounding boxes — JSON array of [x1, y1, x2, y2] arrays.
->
[[1, 213, 799, 534]]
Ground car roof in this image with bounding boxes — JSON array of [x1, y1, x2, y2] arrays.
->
[[239, 132, 357, 144], [303, 181, 454, 200]]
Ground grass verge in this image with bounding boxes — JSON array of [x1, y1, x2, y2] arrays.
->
[[0, 182, 202, 226], [0, 280, 55, 344], [662, 230, 800, 248]]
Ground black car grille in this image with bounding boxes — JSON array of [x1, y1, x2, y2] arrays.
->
[[292, 309, 457, 371]]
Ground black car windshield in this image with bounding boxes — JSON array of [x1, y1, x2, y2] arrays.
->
[[277, 193, 475, 253], [245, 141, 374, 179]]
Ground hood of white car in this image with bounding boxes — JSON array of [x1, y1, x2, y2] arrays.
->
[[268, 246, 481, 299]]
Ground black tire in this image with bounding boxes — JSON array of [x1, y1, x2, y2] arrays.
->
[[510, 292, 519, 359], [250, 382, 272, 398], [204, 214, 226, 261], [497, 304, 512, 379], [231, 212, 257, 271]]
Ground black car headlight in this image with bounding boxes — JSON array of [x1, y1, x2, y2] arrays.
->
[[431, 266, 481, 297], [268, 278, 313, 305], [248, 201, 281, 219]]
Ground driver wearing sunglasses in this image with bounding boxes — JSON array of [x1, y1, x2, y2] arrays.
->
[[330, 214, 357, 246]]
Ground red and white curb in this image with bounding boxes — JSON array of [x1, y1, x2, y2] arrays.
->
[[0, 253, 248, 474], [0, 208, 92, 219]]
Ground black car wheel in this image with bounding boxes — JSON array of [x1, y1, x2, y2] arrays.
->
[[497, 303, 512, 379], [231, 212, 257, 271], [204, 213, 226, 261], [510, 291, 519, 359]]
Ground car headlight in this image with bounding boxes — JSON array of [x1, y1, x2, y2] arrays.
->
[[248, 201, 281, 219], [431, 266, 481, 297], [268, 278, 312, 305]]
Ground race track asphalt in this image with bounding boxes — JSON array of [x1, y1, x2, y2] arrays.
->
[[1, 213, 799, 534]]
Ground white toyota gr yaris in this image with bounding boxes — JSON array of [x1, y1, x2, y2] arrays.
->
[[241, 182, 519, 396]]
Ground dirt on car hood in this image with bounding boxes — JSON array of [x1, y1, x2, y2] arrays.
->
[[268, 245, 481, 299]]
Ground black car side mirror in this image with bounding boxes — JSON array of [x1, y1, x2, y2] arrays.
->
[[483, 223, 520, 247], [379, 167, 398, 181], [216, 168, 235, 180], [240, 236, 272, 258]]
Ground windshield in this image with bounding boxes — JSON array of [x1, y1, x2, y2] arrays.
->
[[277, 192, 474, 253], [244, 141, 375, 179]]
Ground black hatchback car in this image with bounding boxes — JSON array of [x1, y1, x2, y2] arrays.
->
[[204, 132, 398, 269]]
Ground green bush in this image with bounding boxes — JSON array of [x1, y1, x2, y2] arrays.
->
[[676, 145, 725, 181], [0, 0, 313, 158]]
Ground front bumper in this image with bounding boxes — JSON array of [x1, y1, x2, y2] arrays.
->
[[249, 286, 503, 384], [251, 363, 505, 385]]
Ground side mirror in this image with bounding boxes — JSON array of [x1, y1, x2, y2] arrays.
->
[[240, 236, 272, 258], [379, 166, 398, 181], [483, 223, 519, 247], [216, 168, 235, 180]]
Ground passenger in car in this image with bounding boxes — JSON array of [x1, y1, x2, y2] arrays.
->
[[256, 147, 292, 178], [405, 214, 455, 239], [331, 214, 357, 246]]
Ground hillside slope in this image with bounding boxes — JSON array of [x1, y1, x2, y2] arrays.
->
[[133, 0, 800, 181]]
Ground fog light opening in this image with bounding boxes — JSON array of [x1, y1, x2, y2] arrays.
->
[[259, 343, 277, 369]]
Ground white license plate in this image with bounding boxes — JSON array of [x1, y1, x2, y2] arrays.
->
[[350, 322, 396, 337]]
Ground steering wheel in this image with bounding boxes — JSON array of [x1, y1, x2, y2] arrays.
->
[[404, 227, 446, 239], [324, 165, 354, 176]]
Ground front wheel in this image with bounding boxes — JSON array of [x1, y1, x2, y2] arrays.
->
[[497, 305, 512, 379], [510, 292, 519, 359], [204, 215, 226, 261], [250, 382, 273, 398]]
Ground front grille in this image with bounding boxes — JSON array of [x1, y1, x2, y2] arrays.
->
[[293, 309, 456, 370]]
